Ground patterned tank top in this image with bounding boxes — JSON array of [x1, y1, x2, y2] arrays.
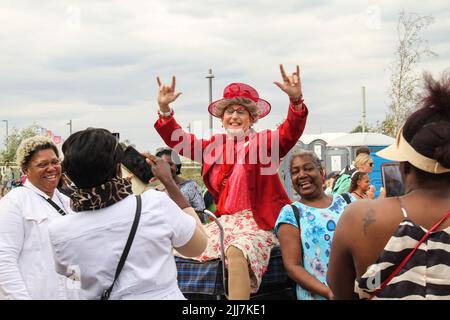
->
[[355, 198, 450, 299]]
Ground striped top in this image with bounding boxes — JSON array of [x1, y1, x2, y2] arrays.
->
[[355, 201, 450, 300]]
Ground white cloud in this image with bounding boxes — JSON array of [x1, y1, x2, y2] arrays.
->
[[0, 0, 449, 152]]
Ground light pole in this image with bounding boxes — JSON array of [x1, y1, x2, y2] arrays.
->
[[361, 86, 367, 133], [1, 120, 8, 145], [206, 69, 214, 134], [67, 120, 72, 135]]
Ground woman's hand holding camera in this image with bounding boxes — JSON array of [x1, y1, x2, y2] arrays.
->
[[143, 153, 173, 184], [143, 152, 190, 209]]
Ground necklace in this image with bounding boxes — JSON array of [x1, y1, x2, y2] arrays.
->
[[352, 191, 366, 199]]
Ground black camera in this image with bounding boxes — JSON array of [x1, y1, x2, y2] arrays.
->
[[121, 146, 153, 184]]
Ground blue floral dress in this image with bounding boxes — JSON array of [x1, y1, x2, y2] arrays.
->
[[275, 194, 348, 300]]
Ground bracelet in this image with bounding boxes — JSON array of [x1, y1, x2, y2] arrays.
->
[[157, 108, 174, 117], [289, 95, 304, 106]]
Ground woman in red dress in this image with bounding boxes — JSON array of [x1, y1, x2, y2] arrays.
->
[[154, 65, 308, 299]]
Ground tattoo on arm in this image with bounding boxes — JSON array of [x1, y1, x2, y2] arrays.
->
[[362, 209, 376, 235]]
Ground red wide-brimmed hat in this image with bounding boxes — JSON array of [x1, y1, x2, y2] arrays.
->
[[208, 83, 271, 119]]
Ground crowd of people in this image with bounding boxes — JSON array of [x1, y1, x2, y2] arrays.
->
[[0, 67, 449, 300], [0, 162, 22, 197]]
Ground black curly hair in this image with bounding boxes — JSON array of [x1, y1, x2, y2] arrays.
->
[[402, 72, 450, 185]]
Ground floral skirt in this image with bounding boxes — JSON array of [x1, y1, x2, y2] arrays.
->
[[185, 210, 278, 293]]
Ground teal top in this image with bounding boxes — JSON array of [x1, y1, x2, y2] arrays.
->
[[275, 194, 348, 300]]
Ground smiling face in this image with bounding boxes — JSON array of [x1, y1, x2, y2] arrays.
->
[[221, 104, 253, 134], [23, 149, 61, 197], [290, 154, 325, 200]]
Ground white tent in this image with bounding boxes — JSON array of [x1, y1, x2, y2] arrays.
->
[[327, 132, 395, 147], [299, 132, 347, 145]]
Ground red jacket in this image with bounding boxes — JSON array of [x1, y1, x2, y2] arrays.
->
[[154, 104, 308, 230]]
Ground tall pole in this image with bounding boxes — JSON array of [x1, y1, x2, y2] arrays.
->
[[2, 120, 8, 145], [206, 69, 214, 133], [361, 86, 367, 133], [67, 120, 72, 135]]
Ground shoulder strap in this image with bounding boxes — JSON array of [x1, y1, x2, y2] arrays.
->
[[101, 195, 142, 300], [341, 193, 352, 205], [369, 210, 450, 299], [39, 195, 67, 216], [396, 196, 408, 218], [290, 203, 303, 258], [23, 184, 67, 216], [290, 203, 305, 291], [331, 175, 339, 192], [291, 204, 300, 228]]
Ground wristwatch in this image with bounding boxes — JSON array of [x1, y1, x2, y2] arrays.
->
[[157, 108, 174, 117], [289, 95, 304, 106]]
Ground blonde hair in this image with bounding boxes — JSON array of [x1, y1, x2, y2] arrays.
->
[[214, 97, 259, 123], [354, 153, 372, 170], [16, 135, 58, 169]]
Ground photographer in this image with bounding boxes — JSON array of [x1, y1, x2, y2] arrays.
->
[[48, 128, 207, 300]]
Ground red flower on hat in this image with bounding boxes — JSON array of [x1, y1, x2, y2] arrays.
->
[[208, 83, 271, 119]]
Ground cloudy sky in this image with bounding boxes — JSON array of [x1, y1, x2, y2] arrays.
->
[[1, 0, 449, 153]]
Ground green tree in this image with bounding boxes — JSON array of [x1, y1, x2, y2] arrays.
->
[[350, 123, 376, 133], [1, 124, 42, 164], [381, 11, 436, 137]]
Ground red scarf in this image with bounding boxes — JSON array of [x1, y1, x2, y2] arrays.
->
[[214, 139, 236, 215]]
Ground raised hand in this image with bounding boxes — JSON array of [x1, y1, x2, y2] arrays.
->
[[274, 64, 302, 100], [144, 153, 173, 182], [156, 76, 182, 112], [367, 185, 376, 199]]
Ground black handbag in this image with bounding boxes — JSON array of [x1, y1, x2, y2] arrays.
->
[[101, 195, 142, 300]]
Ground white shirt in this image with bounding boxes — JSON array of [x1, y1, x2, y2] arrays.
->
[[48, 189, 196, 300], [0, 180, 79, 300]]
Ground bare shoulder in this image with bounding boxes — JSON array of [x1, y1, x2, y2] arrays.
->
[[338, 197, 401, 239], [337, 197, 406, 277]]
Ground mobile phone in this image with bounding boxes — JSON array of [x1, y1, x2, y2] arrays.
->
[[121, 146, 153, 184], [112, 132, 120, 140], [381, 162, 405, 197]]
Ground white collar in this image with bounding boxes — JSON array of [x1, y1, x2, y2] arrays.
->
[[24, 179, 62, 203]]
